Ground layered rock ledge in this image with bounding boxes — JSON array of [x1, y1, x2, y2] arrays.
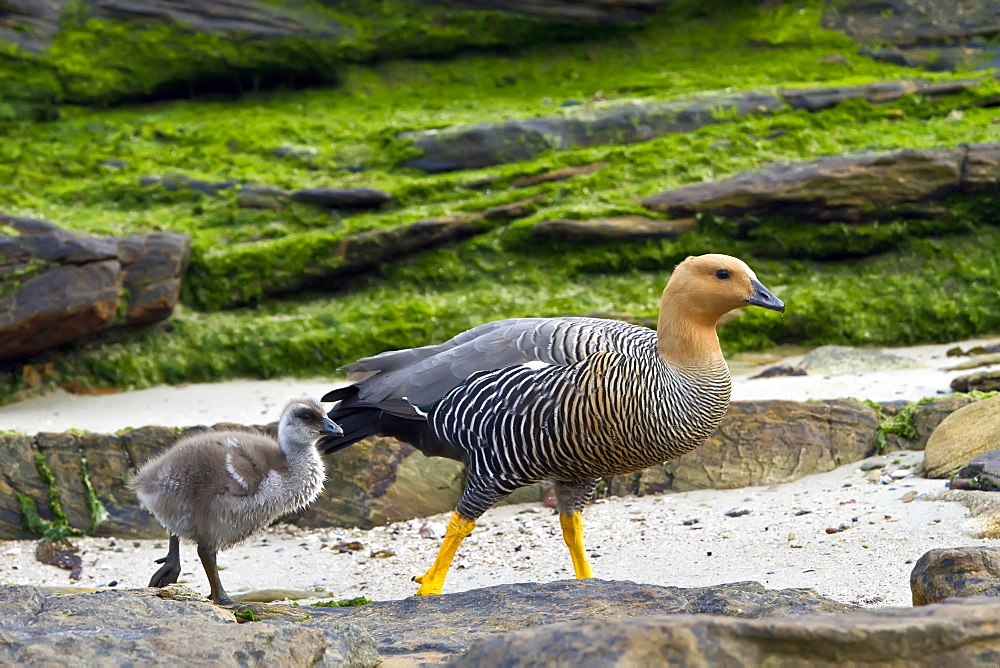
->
[[0, 215, 190, 362]]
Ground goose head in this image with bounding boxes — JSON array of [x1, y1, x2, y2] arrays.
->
[[279, 398, 343, 449]]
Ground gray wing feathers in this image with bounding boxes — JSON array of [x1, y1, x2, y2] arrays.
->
[[344, 317, 654, 408]]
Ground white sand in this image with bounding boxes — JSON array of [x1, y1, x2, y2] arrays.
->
[[1, 336, 999, 608]]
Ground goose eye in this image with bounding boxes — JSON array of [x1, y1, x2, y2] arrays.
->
[[715, 269, 730, 280]]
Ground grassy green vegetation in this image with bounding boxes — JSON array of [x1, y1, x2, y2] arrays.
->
[[1, 1, 999, 402], [313, 596, 373, 607]]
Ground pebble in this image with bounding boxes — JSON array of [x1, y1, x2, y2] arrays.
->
[[900, 490, 919, 503], [860, 461, 885, 471], [890, 469, 910, 479], [793, 510, 812, 516], [419, 521, 446, 539], [681, 518, 700, 526], [725, 508, 752, 518]]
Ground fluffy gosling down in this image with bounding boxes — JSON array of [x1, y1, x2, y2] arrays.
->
[[129, 398, 342, 605], [321, 253, 784, 595]]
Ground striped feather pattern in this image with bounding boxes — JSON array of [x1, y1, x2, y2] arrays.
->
[[425, 322, 731, 519]]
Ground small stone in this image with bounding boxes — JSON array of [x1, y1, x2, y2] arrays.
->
[[890, 469, 910, 479], [681, 518, 700, 526], [901, 490, 919, 503], [787, 532, 797, 542], [825, 527, 840, 534], [794, 510, 812, 516], [420, 521, 446, 539], [860, 461, 886, 471], [725, 508, 752, 518]]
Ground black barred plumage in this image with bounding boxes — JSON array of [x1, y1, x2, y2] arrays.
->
[[320, 253, 785, 595]]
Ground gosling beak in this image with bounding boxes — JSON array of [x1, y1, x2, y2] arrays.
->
[[746, 278, 785, 313], [320, 417, 344, 439]]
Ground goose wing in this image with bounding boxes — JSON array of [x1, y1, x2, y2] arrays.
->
[[338, 316, 653, 411]]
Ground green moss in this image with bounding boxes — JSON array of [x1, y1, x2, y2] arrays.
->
[[17, 454, 84, 541], [234, 608, 261, 622], [80, 457, 109, 533], [1, 1, 1000, 400], [312, 596, 373, 607]]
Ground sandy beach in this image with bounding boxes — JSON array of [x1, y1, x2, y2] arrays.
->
[[1, 336, 998, 608]]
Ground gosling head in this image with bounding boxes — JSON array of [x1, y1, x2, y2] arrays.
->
[[665, 253, 784, 325], [279, 398, 343, 449]]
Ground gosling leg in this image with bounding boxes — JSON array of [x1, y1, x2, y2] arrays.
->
[[148, 534, 181, 588], [413, 511, 476, 596], [197, 543, 237, 606], [559, 511, 593, 579]]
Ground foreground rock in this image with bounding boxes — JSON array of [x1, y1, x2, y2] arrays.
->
[[910, 546, 1000, 605], [0, 399, 882, 539], [329, 579, 852, 662], [456, 596, 1000, 666], [0, 215, 190, 362], [0, 584, 379, 667], [924, 395, 1000, 478], [952, 450, 1000, 492]]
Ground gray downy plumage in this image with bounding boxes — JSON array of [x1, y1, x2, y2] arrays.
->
[[129, 398, 342, 605]]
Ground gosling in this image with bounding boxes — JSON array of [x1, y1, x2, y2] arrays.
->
[[129, 398, 342, 605]]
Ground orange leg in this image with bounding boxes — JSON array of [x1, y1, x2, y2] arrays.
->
[[413, 511, 477, 596], [560, 511, 593, 579]]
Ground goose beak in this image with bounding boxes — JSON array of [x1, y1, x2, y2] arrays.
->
[[321, 417, 344, 438], [746, 278, 785, 312]]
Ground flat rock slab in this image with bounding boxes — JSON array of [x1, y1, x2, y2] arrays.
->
[[796, 345, 924, 375], [823, 0, 1000, 45], [529, 216, 697, 242], [324, 579, 853, 660], [642, 147, 967, 220], [290, 187, 393, 210], [456, 597, 1000, 666], [0, 584, 379, 667]]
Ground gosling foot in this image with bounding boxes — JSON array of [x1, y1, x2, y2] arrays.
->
[[148, 535, 181, 588]]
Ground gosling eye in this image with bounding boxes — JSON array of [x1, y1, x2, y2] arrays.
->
[[715, 269, 730, 280]]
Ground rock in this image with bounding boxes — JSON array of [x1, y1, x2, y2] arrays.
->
[[0, 398, 877, 539], [865, 46, 1000, 72], [330, 580, 852, 661], [795, 345, 924, 375], [0, 216, 190, 362], [401, 91, 786, 172], [458, 596, 1000, 666], [612, 399, 879, 495], [910, 395, 979, 450], [963, 143, 1000, 193], [823, 0, 1000, 46], [0, 0, 66, 52], [510, 162, 608, 188], [911, 546, 1000, 605], [0, 584, 379, 666], [529, 216, 697, 242], [951, 450, 1000, 492], [750, 365, 807, 379], [946, 352, 1000, 371], [236, 193, 284, 210], [289, 187, 393, 210], [779, 78, 980, 112], [336, 215, 489, 271], [432, 0, 673, 23], [951, 368, 1000, 392], [642, 147, 965, 220], [139, 174, 241, 194], [924, 395, 1000, 478]]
